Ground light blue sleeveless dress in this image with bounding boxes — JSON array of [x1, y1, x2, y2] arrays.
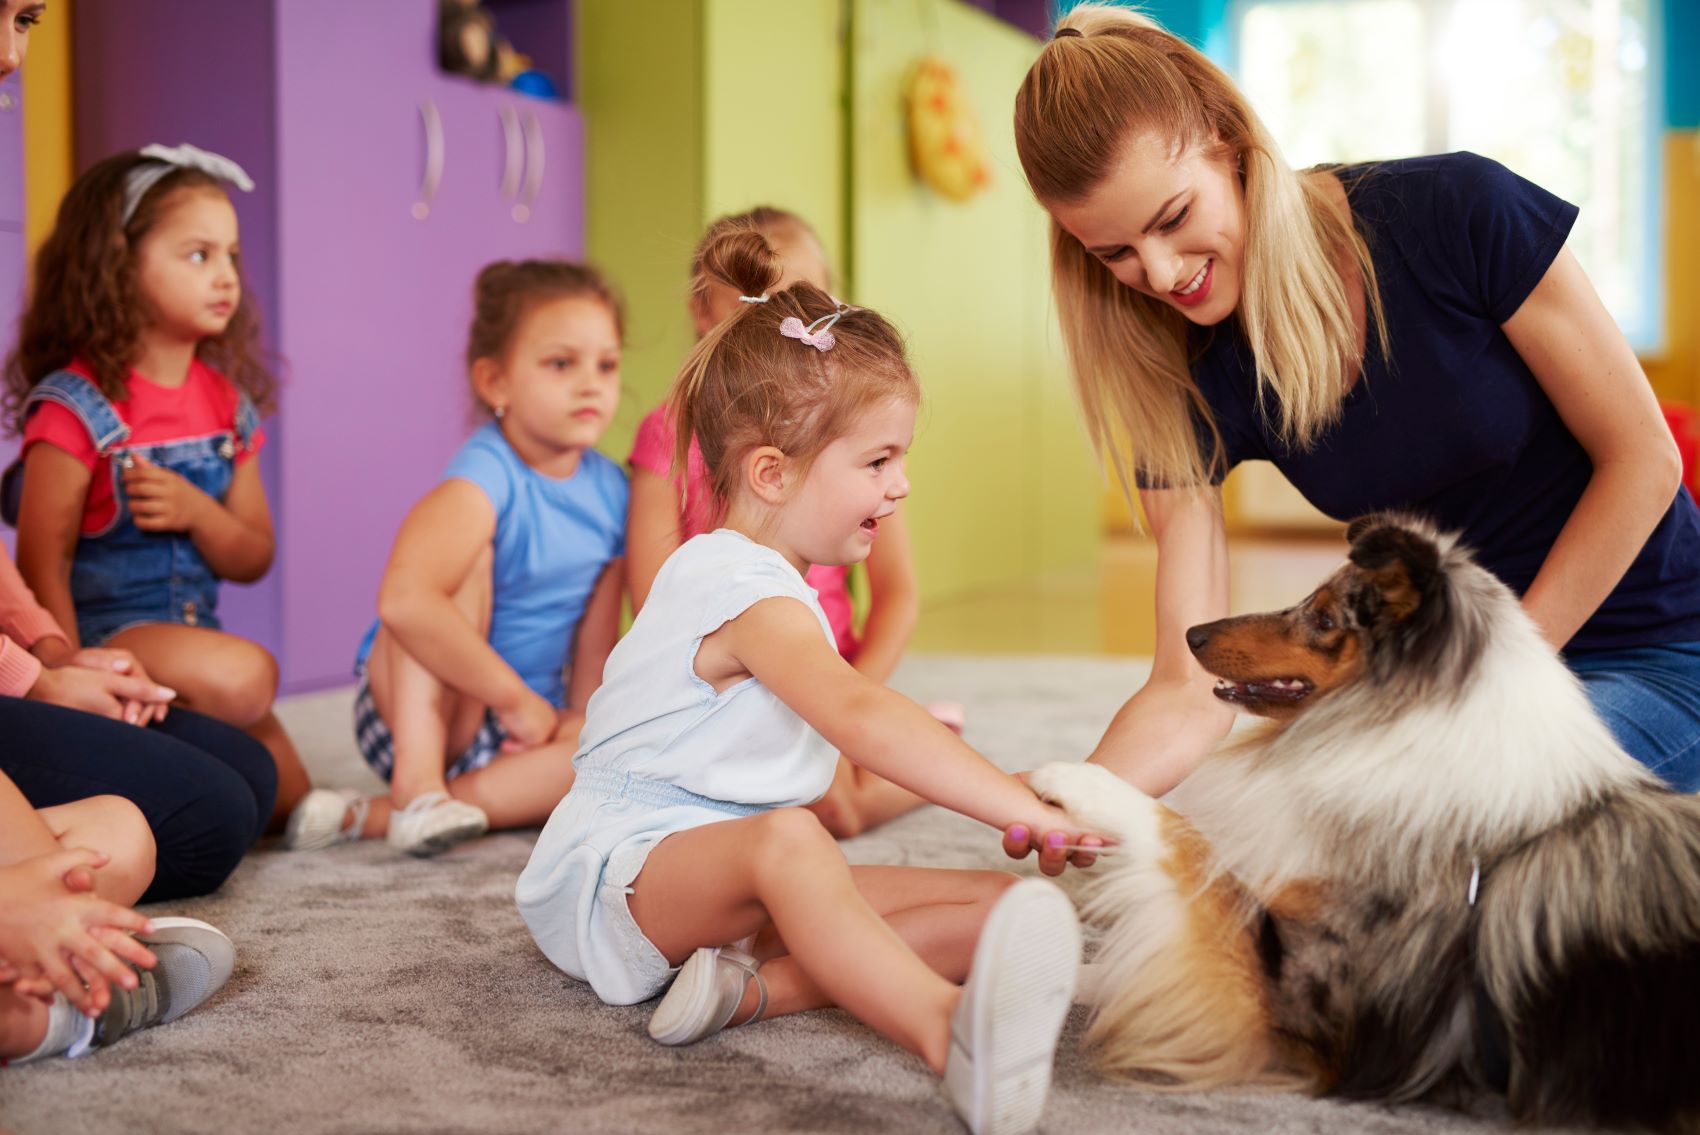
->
[[515, 530, 839, 1005]]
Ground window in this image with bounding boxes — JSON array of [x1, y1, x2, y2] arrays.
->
[[1235, 0, 1660, 348]]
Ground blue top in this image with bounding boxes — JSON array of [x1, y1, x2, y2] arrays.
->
[[357, 422, 628, 705], [1188, 152, 1700, 654]]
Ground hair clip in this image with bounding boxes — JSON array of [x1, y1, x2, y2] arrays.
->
[[1052, 26, 1084, 38], [738, 294, 769, 304], [121, 142, 256, 227], [780, 306, 848, 353]]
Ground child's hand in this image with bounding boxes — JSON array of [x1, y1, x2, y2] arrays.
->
[[26, 663, 177, 725], [0, 849, 158, 1017], [121, 453, 211, 534], [1002, 823, 1106, 876], [60, 647, 171, 726], [1002, 790, 1107, 876], [497, 689, 560, 753]]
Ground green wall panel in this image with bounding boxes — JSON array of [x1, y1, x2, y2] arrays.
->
[[704, 1, 847, 273], [850, 0, 1098, 598], [583, 0, 1098, 606], [578, 1, 705, 461]]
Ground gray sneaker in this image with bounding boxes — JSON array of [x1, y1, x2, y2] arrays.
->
[[91, 917, 235, 1049]]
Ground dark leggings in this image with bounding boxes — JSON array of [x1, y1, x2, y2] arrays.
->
[[0, 697, 277, 903]]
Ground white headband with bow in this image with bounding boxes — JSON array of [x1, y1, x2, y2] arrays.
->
[[121, 143, 256, 227]]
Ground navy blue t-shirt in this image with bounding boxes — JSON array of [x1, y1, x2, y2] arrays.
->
[[1188, 151, 1700, 653]]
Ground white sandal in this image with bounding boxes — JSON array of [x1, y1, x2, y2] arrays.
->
[[285, 789, 371, 851], [385, 792, 488, 857], [647, 946, 768, 1046]]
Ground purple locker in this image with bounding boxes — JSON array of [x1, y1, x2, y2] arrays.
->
[[74, 0, 582, 691]]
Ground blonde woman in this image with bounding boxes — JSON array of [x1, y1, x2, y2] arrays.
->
[[1008, 4, 1699, 869]]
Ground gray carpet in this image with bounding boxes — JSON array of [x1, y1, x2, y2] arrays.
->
[[0, 655, 1578, 1135]]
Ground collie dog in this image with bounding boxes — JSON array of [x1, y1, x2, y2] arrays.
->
[[1030, 515, 1700, 1131]]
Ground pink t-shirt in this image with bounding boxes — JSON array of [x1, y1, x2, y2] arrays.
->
[[22, 358, 266, 535], [628, 402, 858, 659]]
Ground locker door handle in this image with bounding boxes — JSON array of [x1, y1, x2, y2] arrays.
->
[[514, 108, 544, 224], [413, 98, 444, 221]]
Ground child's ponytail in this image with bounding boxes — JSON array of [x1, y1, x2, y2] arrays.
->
[[666, 226, 916, 522], [671, 224, 786, 482]]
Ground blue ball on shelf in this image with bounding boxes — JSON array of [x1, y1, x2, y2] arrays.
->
[[509, 70, 559, 100]]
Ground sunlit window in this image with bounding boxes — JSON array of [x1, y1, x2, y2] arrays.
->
[[1235, 0, 1659, 348]]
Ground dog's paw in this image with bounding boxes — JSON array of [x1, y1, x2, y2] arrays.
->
[[1028, 761, 1156, 840]]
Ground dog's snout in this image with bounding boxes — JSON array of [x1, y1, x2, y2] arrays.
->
[[1186, 625, 1211, 653]]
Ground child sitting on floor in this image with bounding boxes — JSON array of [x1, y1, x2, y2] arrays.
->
[[288, 260, 627, 857], [4, 143, 308, 830], [517, 227, 1092, 1135], [626, 206, 960, 838]]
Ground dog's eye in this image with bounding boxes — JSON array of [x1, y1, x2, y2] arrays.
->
[[1313, 611, 1336, 633]]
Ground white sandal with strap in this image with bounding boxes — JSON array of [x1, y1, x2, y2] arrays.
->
[[285, 788, 372, 851], [647, 945, 768, 1046]]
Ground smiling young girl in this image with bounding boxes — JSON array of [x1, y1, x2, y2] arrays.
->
[[517, 228, 1089, 1135], [287, 260, 627, 857], [627, 207, 957, 838], [4, 144, 308, 831]]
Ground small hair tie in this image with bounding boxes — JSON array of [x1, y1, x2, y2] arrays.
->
[[780, 306, 848, 353], [1052, 26, 1084, 39], [121, 142, 255, 227], [738, 293, 769, 304]]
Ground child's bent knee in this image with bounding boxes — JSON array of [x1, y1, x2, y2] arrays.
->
[[195, 640, 280, 725], [81, 795, 157, 898], [754, 807, 834, 857]]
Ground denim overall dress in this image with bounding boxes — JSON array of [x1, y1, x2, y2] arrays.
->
[[20, 370, 259, 646]]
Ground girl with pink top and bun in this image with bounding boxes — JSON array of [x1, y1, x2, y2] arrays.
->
[[626, 207, 960, 838]]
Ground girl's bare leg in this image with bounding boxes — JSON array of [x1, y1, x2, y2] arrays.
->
[[106, 623, 310, 830], [628, 807, 1014, 1072], [0, 989, 50, 1058], [364, 547, 493, 810]]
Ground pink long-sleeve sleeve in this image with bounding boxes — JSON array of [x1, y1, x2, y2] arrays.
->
[[0, 551, 65, 697], [0, 550, 65, 647], [0, 633, 43, 697]]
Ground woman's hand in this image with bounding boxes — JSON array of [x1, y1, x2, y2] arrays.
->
[[25, 664, 177, 725], [121, 453, 212, 534], [0, 848, 157, 1016], [61, 647, 170, 726]]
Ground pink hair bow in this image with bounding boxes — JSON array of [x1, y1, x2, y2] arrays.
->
[[780, 308, 847, 352]]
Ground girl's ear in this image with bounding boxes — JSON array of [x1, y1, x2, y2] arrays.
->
[[744, 445, 791, 506], [471, 356, 506, 415]]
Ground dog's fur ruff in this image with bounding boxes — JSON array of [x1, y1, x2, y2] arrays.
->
[[1032, 514, 1700, 1131]]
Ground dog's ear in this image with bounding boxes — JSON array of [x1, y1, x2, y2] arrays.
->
[[1344, 513, 1386, 547], [1347, 519, 1441, 624]]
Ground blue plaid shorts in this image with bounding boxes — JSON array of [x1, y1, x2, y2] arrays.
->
[[352, 675, 506, 783]]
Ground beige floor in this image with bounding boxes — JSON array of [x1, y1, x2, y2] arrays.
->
[[912, 533, 1348, 656]]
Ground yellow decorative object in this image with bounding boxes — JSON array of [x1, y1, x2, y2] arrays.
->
[[906, 58, 991, 202]]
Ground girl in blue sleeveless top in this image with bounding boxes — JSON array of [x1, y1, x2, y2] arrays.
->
[[286, 261, 628, 857], [1005, 4, 1699, 858]]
